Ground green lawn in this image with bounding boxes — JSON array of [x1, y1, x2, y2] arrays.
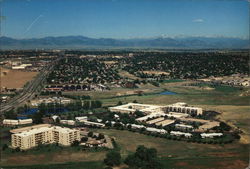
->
[[99, 82, 250, 106], [90, 129, 249, 169], [2, 81, 249, 169], [162, 79, 185, 83], [2, 128, 248, 169]]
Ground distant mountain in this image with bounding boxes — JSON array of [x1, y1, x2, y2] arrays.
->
[[0, 36, 248, 49]]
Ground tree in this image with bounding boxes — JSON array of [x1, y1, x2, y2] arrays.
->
[[88, 116, 97, 122], [134, 110, 145, 118], [88, 131, 93, 137], [124, 145, 163, 169], [95, 100, 102, 108], [33, 111, 43, 124], [103, 151, 121, 167], [117, 101, 123, 106], [71, 140, 80, 146], [97, 133, 105, 140], [83, 101, 90, 109], [81, 137, 88, 142], [55, 117, 60, 124], [4, 109, 17, 119], [15, 147, 21, 152], [133, 100, 138, 103], [2, 144, 8, 151]]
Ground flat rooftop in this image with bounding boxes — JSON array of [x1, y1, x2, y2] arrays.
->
[[146, 117, 165, 124], [11, 124, 78, 136], [109, 103, 165, 112], [155, 119, 175, 127], [10, 124, 51, 134]]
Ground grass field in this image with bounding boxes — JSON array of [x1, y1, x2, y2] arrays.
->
[[91, 129, 249, 169], [2, 129, 248, 169], [1, 80, 249, 169], [98, 81, 250, 145], [1, 146, 107, 167]]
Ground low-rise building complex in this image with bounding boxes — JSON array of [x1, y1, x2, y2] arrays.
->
[[3, 119, 33, 126], [109, 102, 203, 116], [109, 103, 165, 114]]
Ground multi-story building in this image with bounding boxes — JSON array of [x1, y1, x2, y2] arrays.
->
[[11, 125, 80, 150], [109, 103, 165, 114], [165, 102, 203, 115], [200, 133, 223, 138]]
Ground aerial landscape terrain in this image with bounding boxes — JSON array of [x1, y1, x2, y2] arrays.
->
[[0, 0, 249, 169]]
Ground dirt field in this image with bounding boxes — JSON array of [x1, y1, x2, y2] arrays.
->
[[118, 70, 141, 80], [0, 67, 38, 89], [141, 70, 170, 75]]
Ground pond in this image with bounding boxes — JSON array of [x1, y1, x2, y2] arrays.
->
[[159, 91, 177, 95], [17, 108, 69, 119]]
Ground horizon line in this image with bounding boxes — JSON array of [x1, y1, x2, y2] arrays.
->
[[1, 35, 249, 40]]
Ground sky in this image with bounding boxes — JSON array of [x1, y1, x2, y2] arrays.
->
[[1, 0, 249, 39]]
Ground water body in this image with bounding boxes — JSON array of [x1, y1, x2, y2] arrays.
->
[[17, 108, 69, 119], [159, 91, 177, 95]]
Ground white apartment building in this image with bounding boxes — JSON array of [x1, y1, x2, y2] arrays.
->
[[175, 124, 194, 130], [170, 131, 192, 138], [60, 120, 76, 125], [79, 120, 105, 128], [11, 125, 80, 150], [146, 127, 167, 134], [3, 119, 33, 126], [127, 124, 145, 129], [75, 116, 88, 121], [200, 133, 223, 138]]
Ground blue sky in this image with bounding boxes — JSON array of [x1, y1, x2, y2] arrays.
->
[[2, 0, 249, 39]]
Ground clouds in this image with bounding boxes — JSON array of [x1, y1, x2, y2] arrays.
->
[[192, 19, 204, 23]]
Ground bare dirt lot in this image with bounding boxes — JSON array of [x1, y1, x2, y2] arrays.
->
[[1, 67, 38, 89], [141, 70, 170, 75]]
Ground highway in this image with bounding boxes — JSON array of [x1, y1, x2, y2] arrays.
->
[[0, 59, 57, 113]]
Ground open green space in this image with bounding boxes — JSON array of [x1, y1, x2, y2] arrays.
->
[[2, 129, 248, 169], [97, 81, 250, 106], [2, 81, 249, 169], [92, 129, 249, 169]]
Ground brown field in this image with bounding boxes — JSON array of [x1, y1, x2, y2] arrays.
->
[[141, 70, 170, 75], [118, 70, 141, 80], [103, 61, 118, 64], [0, 67, 38, 89]]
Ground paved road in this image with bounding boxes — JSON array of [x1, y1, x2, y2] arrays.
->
[[0, 59, 57, 113]]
